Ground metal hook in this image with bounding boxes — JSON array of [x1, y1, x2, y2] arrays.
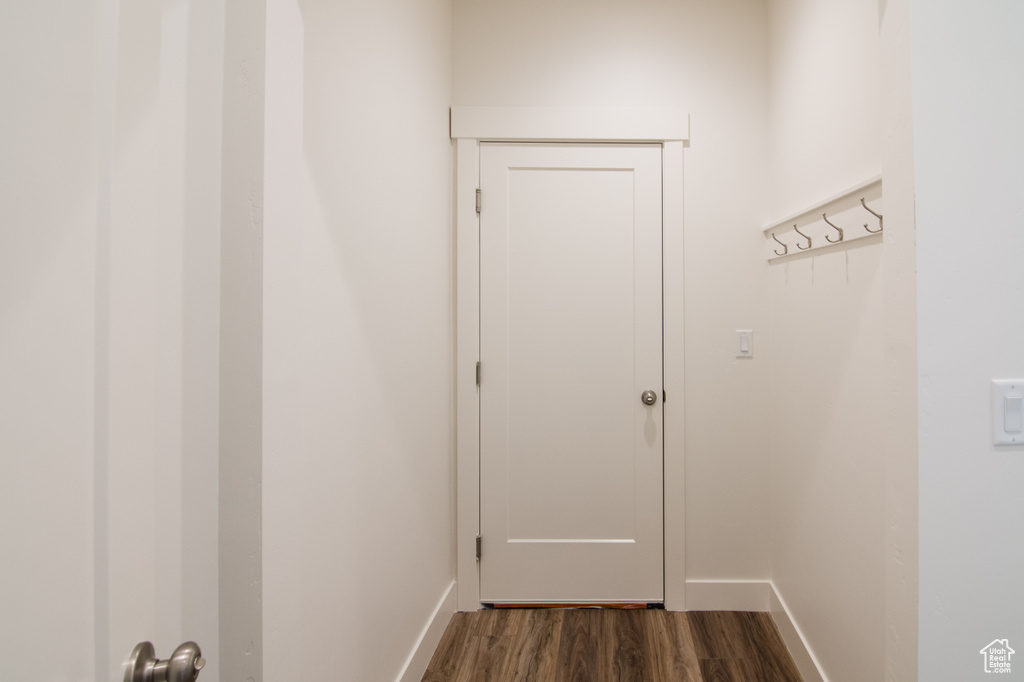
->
[[861, 198, 883, 233], [771, 232, 788, 256], [822, 212, 844, 243], [793, 224, 812, 250]]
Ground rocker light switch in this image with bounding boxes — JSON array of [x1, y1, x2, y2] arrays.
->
[[736, 330, 753, 358], [992, 380, 1024, 445], [1005, 397, 1023, 433]]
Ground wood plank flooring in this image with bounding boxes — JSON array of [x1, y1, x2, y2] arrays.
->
[[422, 609, 803, 682]]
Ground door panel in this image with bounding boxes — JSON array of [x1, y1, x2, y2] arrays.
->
[[0, 3, 223, 679], [479, 143, 664, 603]]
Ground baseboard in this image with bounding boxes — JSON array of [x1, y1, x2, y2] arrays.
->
[[396, 580, 457, 682], [401, 580, 824, 682], [769, 583, 827, 682], [684, 580, 772, 611], [684, 580, 825, 682]]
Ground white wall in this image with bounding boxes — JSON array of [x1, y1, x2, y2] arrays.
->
[[0, 1, 224, 679], [767, 245, 886, 681], [912, 1, 1024, 678], [766, 0, 882, 217], [453, 0, 772, 587], [262, 1, 455, 680], [765, 1, 889, 680]]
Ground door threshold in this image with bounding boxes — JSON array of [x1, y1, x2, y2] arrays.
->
[[484, 602, 664, 610]]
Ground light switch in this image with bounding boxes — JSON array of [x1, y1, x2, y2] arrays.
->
[[992, 380, 1024, 445], [736, 330, 753, 358], [1005, 396, 1024, 433]]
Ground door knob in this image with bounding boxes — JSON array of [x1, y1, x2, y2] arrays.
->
[[125, 641, 205, 682], [641, 390, 658, 406]]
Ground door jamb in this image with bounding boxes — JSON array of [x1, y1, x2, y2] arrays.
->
[[451, 107, 689, 612]]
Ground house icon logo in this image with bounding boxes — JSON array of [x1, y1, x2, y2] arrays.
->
[[980, 639, 1014, 673]]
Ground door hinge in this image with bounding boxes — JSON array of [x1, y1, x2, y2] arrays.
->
[[475, 188, 481, 214], [476, 361, 481, 386], [475, 535, 482, 560]]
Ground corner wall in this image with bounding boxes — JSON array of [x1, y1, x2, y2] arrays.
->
[[262, 1, 456, 680], [765, 1, 890, 680], [453, 0, 773, 590], [766, 0, 882, 217]]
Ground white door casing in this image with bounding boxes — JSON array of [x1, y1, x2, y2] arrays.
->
[[452, 107, 688, 611], [478, 143, 664, 603]]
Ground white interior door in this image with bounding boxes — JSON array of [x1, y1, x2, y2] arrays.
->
[[0, 3, 222, 680], [479, 142, 664, 604]]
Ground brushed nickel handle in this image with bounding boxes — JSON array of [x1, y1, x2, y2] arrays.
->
[[125, 641, 205, 682], [641, 390, 657, 406]]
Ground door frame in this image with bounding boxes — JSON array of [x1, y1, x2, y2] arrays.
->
[[451, 107, 689, 611]]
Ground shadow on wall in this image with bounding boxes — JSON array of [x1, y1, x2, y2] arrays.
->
[[265, 1, 454, 680]]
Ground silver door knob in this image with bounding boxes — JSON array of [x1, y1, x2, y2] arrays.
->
[[125, 641, 205, 682], [641, 390, 658, 406]]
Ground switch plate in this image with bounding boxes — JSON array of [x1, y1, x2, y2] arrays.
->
[[992, 379, 1024, 445], [736, 330, 753, 358]]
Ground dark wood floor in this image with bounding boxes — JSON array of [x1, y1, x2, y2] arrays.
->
[[422, 609, 803, 682]]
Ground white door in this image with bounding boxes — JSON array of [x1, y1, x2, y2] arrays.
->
[[479, 143, 664, 604], [0, 3, 224, 680]]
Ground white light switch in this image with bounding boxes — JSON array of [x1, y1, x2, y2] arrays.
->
[[1005, 397, 1023, 433], [736, 330, 753, 358], [992, 380, 1024, 445]]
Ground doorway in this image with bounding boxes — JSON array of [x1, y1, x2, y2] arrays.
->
[[477, 142, 664, 603], [452, 106, 688, 611]]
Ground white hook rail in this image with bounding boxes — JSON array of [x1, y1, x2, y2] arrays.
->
[[763, 175, 883, 262]]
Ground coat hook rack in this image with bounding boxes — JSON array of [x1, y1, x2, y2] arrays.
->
[[771, 232, 789, 256], [793, 224, 812, 250], [762, 175, 882, 262], [822, 212, 844, 243], [861, 198, 883, 233]]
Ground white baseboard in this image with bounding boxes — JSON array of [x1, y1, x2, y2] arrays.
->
[[684, 579, 772, 611], [396, 580, 457, 682], [684, 580, 825, 682], [399, 580, 825, 682], [769, 584, 827, 682]]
